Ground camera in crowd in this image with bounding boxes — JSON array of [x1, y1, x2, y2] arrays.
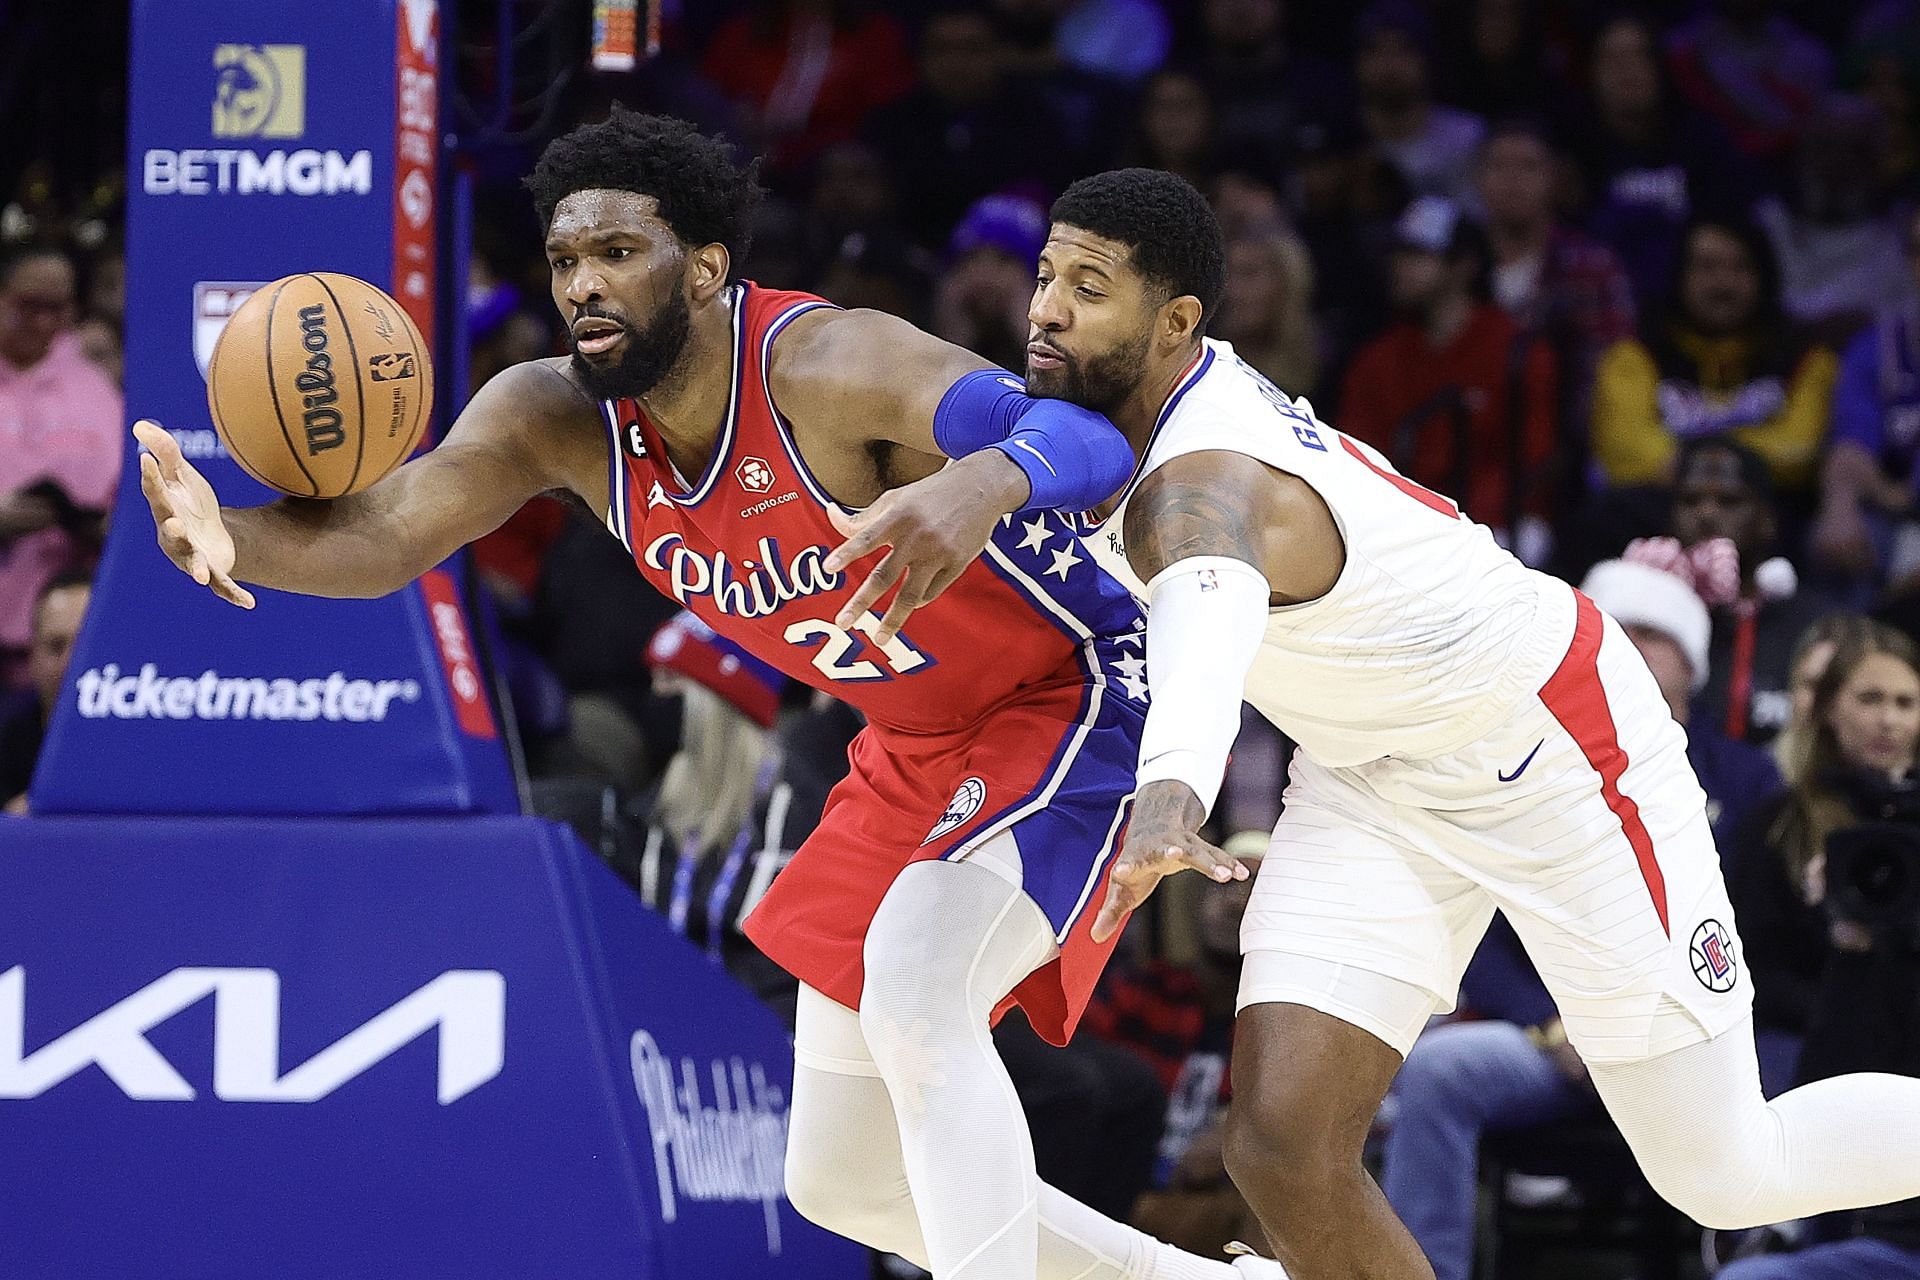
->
[[1825, 771, 1920, 951]]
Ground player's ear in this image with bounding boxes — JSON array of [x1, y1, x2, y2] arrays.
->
[[1162, 294, 1204, 346], [688, 242, 730, 302]]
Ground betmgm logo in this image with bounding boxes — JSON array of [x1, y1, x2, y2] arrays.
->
[[212, 44, 305, 139]]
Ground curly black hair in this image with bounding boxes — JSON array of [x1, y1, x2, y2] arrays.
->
[[525, 106, 761, 273], [1049, 169, 1225, 328]]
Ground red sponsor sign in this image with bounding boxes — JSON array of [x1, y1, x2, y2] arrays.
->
[[417, 568, 498, 740], [393, 0, 438, 353]]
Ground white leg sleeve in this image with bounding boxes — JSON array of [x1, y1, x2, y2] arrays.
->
[[807, 842, 1251, 1280], [1589, 1013, 1920, 1229]]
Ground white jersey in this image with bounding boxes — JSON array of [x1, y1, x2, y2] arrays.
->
[[1084, 338, 1578, 770]]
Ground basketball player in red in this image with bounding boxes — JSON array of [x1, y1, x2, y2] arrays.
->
[[134, 112, 1277, 1280]]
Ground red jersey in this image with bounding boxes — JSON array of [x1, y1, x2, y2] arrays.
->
[[600, 283, 1144, 734]]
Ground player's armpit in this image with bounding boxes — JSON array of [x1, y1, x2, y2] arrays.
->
[[1121, 449, 1342, 603]]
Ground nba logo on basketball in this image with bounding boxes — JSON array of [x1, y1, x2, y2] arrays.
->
[[1690, 920, 1738, 993], [736, 457, 776, 495], [212, 44, 306, 139]]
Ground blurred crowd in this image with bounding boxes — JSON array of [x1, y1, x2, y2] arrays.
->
[[8, 0, 1920, 1274]]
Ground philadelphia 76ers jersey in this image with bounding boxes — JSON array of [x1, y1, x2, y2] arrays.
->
[[1083, 338, 1580, 769], [600, 283, 1148, 734]]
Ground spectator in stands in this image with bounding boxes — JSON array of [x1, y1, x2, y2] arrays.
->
[[1352, 0, 1486, 203], [1727, 619, 1920, 1103], [933, 194, 1048, 374], [1809, 206, 1920, 588], [1180, 0, 1351, 180], [1844, 10, 1920, 201], [0, 569, 88, 812], [1754, 95, 1910, 335], [1477, 117, 1637, 430], [1774, 613, 1883, 775], [1666, 0, 1833, 166], [1339, 196, 1556, 559], [798, 140, 900, 284], [865, 9, 1071, 251], [699, 0, 913, 183], [1381, 540, 1781, 1280], [1435, 0, 1558, 122], [1212, 221, 1321, 397], [0, 245, 118, 687], [1673, 436, 1834, 744], [1125, 70, 1219, 192], [1591, 216, 1836, 492], [1084, 850, 1262, 1259], [1575, 14, 1755, 320], [811, 227, 936, 328]]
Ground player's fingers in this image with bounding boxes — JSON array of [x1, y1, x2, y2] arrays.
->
[[133, 420, 184, 474], [1091, 882, 1139, 944], [1176, 836, 1249, 884], [210, 570, 256, 610], [139, 453, 174, 519], [870, 574, 924, 646], [834, 551, 902, 629], [823, 510, 885, 573], [158, 516, 194, 559]]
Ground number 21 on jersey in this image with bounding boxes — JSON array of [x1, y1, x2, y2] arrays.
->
[[784, 612, 932, 682]]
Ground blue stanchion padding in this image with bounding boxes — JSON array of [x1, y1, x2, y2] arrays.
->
[[0, 816, 864, 1280], [35, 0, 518, 816]]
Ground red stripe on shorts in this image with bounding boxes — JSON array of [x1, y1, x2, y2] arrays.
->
[[1537, 591, 1671, 935]]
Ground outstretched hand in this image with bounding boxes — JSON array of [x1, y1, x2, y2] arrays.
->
[[1092, 781, 1248, 943], [133, 420, 255, 609], [824, 449, 1030, 645]]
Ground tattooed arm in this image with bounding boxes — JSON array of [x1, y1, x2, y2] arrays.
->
[[1092, 450, 1343, 942]]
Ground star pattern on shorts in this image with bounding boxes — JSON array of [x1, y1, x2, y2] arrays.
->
[[1114, 652, 1149, 702], [1045, 541, 1083, 581], [1115, 620, 1146, 649], [1017, 515, 1053, 553]]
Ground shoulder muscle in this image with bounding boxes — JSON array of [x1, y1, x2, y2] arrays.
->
[[768, 307, 992, 454]]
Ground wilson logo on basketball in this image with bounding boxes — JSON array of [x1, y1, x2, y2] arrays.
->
[[736, 457, 775, 494], [294, 304, 345, 455]]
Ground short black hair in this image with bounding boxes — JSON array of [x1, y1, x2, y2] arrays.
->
[[1050, 169, 1225, 327], [525, 107, 761, 274]]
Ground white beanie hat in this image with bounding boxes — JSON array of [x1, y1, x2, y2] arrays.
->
[[1581, 560, 1712, 691]]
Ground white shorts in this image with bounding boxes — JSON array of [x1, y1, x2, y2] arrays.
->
[[1239, 593, 1754, 1065]]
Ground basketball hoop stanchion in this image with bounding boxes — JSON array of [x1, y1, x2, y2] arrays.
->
[[0, 5, 862, 1277]]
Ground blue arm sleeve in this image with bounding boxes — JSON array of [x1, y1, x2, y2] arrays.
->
[[931, 368, 1136, 513]]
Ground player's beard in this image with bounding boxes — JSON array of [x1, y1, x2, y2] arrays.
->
[[569, 288, 693, 400], [1024, 324, 1152, 415]]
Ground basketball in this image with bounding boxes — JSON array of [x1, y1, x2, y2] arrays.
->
[[205, 272, 432, 498]]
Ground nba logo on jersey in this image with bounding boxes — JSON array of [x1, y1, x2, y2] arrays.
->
[[1690, 920, 1738, 993], [1198, 569, 1220, 592]]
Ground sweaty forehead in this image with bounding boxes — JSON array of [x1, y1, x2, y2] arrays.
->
[[547, 190, 670, 243]]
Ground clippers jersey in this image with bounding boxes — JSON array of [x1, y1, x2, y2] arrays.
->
[[601, 283, 1145, 734], [1084, 339, 1577, 769]]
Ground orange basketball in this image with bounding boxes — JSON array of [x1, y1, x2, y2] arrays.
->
[[206, 272, 433, 498]]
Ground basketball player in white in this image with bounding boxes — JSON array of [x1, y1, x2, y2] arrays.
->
[[981, 169, 1920, 1277]]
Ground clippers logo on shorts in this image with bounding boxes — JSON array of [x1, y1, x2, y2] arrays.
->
[[212, 44, 305, 139], [192, 281, 265, 379], [1690, 919, 1739, 993], [923, 777, 987, 846], [736, 457, 776, 495]]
